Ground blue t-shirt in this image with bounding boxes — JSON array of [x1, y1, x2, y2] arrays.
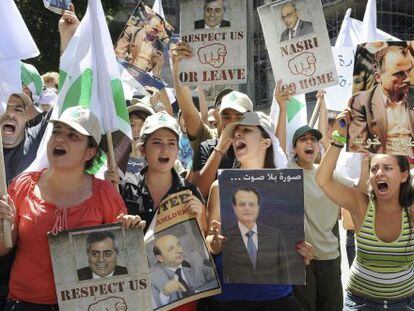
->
[[213, 254, 292, 301], [179, 133, 193, 170]]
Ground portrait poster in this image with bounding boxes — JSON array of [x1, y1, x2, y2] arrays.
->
[[144, 190, 221, 311], [48, 223, 152, 311], [179, 0, 247, 86], [43, 0, 71, 14], [114, 2, 175, 90], [257, 0, 338, 95], [347, 41, 414, 156], [218, 169, 305, 285]]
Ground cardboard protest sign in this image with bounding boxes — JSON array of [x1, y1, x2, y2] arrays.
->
[[219, 169, 305, 285], [178, 0, 247, 86], [324, 47, 354, 111], [347, 42, 414, 156], [145, 190, 221, 311], [43, 0, 71, 14], [258, 0, 338, 95], [115, 2, 175, 90], [48, 224, 152, 311]]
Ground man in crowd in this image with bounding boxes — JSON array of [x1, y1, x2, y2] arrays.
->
[[150, 234, 216, 308], [223, 187, 289, 284], [77, 231, 128, 281], [348, 45, 414, 155], [280, 2, 314, 42], [194, 0, 231, 29]]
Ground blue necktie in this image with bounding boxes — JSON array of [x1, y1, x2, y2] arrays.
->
[[246, 230, 257, 269]]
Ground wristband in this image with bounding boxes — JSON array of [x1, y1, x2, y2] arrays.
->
[[213, 147, 224, 156], [331, 141, 344, 149], [332, 130, 347, 145]]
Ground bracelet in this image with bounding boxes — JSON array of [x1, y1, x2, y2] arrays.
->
[[330, 141, 344, 149], [332, 130, 347, 145], [213, 147, 224, 156]]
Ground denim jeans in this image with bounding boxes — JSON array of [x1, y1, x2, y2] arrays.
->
[[344, 291, 414, 310]]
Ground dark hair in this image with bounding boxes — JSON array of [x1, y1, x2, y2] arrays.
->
[[204, 0, 226, 11], [129, 110, 151, 121], [86, 231, 117, 253], [85, 136, 102, 172], [141, 129, 179, 147], [232, 187, 260, 205]]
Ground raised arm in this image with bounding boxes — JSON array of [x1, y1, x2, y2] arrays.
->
[[196, 86, 209, 125], [316, 110, 368, 228], [316, 90, 330, 151], [171, 42, 204, 139], [58, 4, 80, 55], [274, 80, 291, 153]]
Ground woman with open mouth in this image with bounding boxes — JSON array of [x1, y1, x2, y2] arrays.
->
[[205, 110, 314, 311], [0, 106, 145, 311], [316, 109, 414, 310]]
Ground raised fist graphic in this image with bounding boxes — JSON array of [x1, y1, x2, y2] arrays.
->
[[197, 43, 227, 68], [288, 52, 316, 77]]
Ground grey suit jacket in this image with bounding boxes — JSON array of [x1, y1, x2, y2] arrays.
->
[[280, 19, 314, 42], [222, 223, 290, 284], [348, 85, 414, 153], [150, 256, 216, 308]]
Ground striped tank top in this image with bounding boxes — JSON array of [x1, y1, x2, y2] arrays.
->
[[348, 200, 414, 299]]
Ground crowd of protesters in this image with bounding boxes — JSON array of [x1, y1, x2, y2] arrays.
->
[[0, 4, 414, 311]]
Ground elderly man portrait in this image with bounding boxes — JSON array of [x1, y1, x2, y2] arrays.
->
[[279, 2, 314, 42], [150, 234, 216, 308], [348, 45, 414, 155], [222, 187, 290, 284], [194, 0, 231, 29], [77, 231, 128, 281]]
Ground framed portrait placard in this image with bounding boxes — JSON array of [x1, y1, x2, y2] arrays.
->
[[48, 223, 152, 311]]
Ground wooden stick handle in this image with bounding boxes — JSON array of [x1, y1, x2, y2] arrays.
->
[[0, 127, 12, 248]]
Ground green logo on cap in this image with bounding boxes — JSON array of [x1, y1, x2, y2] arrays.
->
[[158, 114, 168, 123], [230, 92, 238, 101]]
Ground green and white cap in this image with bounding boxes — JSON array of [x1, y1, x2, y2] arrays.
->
[[21, 62, 43, 101], [50, 106, 102, 145], [219, 91, 253, 114], [140, 111, 180, 139]]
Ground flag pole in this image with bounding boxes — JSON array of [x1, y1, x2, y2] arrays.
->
[[309, 99, 320, 129], [106, 132, 120, 191], [0, 127, 12, 248]]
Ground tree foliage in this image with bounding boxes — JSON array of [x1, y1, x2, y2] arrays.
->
[[15, 0, 126, 74]]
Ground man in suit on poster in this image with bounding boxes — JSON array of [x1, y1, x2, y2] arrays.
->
[[150, 234, 217, 308], [77, 231, 128, 281], [280, 2, 314, 42], [194, 0, 231, 29], [223, 187, 290, 284]]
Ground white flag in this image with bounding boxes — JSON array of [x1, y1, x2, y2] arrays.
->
[[26, 0, 131, 174], [0, 0, 39, 112]]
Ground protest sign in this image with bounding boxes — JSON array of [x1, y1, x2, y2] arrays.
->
[[43, 0, 71, 14], [347, 42, 414, 156], [145, 190, 221, 311], [219, 169, 305, 285], [178, 0, 247, 86], [258, 0, 338, 95], [115, 2, 174, 90], [48, 224, 152, 311], [324, 47, 354, 111]]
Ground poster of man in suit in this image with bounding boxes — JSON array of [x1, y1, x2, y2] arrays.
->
[[219, 169, 305, 285], [144, 190, 221, 311], [179, 0, 247, 86], [258, 0, 338, 95], [347, 42, 414, 156], [48, 224, 152, 311]]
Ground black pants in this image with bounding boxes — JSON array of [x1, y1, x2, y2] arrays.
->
[[346, 230, 356, 268], [294, 257, 343, 311], [209, 294, 301, 311], [4, 300, 58, 311]]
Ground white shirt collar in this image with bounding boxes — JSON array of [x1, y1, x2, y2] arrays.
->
[[238, 222, 257, 236], [92, 270, 115, 279]]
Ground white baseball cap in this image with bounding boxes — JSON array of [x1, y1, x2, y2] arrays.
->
[[219, 91, 253, 114], [49, 106, 102, 145], [128, 96, 155, 116], [140, 111, 180, 139]]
